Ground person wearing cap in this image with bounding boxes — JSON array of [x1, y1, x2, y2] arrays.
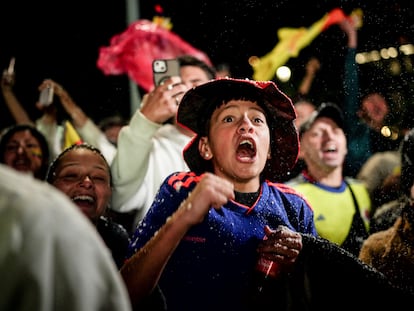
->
[[119, 78, 317, 310], [358, 128, 414, 295], [285, 102, 371, 256], [109, 55, 216, 233]]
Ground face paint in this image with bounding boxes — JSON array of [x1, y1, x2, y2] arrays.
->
[[30, 147, 43, 159], [5, 142, 43, 159]]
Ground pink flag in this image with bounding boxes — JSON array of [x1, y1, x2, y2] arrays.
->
[[97, 19, 212, 92]]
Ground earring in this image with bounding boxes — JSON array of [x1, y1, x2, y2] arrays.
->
[[204, 153, 209, 158]]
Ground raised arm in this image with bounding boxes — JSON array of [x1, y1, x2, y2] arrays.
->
[[120, 173, 235, 307], [1, 67, 34, 125]]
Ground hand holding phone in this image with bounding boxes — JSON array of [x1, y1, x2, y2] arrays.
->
[[152, 59, 180, 86], [7, 57, 15, 75], [2, 57, 16, 86], [39, 85, 54, 107]]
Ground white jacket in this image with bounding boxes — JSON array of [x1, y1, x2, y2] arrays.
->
[[111, 110, 191, 228]]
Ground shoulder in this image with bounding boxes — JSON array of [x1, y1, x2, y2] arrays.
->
[[370, 199, 404, 233], [165, 171, 201, 190], [345, 177, 370, 196], [265, 180, 313, 209], [0, 165, 132, 311], [284, 174, 307, 187], [268, 180, 307, 198], [97, 216, 130, 240], [345, 176, 366, 186], [361, 226, 395, 253], [373, 199, 403, 219]]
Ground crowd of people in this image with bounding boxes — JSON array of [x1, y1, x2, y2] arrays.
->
[[1, 15, 413, 310]]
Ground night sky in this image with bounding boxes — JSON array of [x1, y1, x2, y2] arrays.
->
[[0, 0, 412, 128]]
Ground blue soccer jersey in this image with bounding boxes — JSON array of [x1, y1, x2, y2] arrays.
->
[[128, 171, 317, 311]]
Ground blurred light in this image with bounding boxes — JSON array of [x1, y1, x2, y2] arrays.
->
[[355, 53, 367, 64], [388, 47, 398, 58], [381, 126, 392, 138], [380, 126, 400, 140], [403, 57, 413, 72], [389, 60, 401, 75], [276, 66, 291, 82], [380, 48, 390, 59], [356, 43, 413, 64], [370, 50, 381, 61], [400, 44, 414, 55]]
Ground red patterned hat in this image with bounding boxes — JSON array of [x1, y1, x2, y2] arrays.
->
[[177, 78, 298, 181]]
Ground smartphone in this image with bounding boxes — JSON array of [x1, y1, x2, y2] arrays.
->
[[2, 57, 16, 85], [7, 57, 15, 75], [39, 86, 54, 107], [152, 59, 180, 86]]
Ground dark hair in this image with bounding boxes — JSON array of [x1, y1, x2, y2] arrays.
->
[[46, 142, 112, 186], [98, 115, 128, 132], [177, 55, 216, 80], [177, 78, 298, 181], [0, 124, 50, 179]]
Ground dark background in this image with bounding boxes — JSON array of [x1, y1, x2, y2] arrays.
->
[[0, 0, 413, 129]]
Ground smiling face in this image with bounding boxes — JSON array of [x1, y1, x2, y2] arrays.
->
[[51, 148, 112, 223], [300, 117, 347, 174], [3, 129, 44, 177], [198, 100, 270, 191]]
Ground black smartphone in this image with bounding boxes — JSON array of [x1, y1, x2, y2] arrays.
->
[[152, 59, 180, 86]]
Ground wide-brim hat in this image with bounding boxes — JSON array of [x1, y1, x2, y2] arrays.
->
[[177, 78, 298, 181]]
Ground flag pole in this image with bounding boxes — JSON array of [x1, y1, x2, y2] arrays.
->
[[125, 0, 142, 116]]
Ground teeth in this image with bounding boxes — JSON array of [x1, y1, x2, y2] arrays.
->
[[325, 144, 337, 152], [72, 195, 94, 203], [240, 139, 253, 147]]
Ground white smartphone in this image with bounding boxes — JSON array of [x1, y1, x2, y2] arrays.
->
[[39, 86, 54, 107], [7, 57, 15, 75], [2, 57, 16, 85], [152, 59, 180, 86]]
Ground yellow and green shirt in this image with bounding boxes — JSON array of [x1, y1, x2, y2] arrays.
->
[[286, 174, 371, 246]]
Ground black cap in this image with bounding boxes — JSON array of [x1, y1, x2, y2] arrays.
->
[[299, 102, 344, 136]]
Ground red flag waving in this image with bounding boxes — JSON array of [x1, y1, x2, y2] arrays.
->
[[97, 19, 212, 92]]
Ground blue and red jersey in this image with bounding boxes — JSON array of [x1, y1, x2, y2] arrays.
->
[[128, 171, 317, 311]]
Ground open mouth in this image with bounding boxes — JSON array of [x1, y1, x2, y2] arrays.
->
[[72, 195, 95, 209], [13, 159, 31, 171], [323, 143, 337, 153], [236, 139, 256, 160]]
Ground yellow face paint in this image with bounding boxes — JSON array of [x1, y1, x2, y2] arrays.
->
[[30, 147, 43, 159]]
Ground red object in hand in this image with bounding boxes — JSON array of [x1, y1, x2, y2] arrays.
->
[[97, 19, 212, 92]]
